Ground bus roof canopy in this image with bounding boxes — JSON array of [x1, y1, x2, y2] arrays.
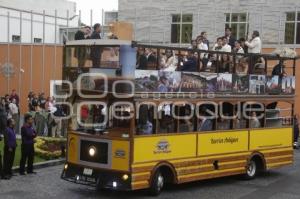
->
[[66, 39, 132, 46]]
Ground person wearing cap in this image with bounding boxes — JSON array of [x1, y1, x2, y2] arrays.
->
[[19, 114, 37, 175], [90, 23, 102, 67]]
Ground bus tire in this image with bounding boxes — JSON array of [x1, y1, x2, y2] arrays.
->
[[244, 159, 258, 180], [149, 170, 164, 196]]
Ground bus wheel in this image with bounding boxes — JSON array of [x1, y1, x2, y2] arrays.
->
[[244, 159, 257, 180], [149, 170, 164, 196]]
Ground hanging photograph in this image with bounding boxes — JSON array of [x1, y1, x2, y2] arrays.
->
[[217, 73, 232, 92], [232, 74, 249, 94], [249, 75, 266, 94], [136, 48, 158, 70], [157, 71, 181, 92], [135, 70, 159, 92], [180, 72, 205, 92], [282, 76, 295, 94], [199, 72, 218, 92], [266, 76, 280, 94]]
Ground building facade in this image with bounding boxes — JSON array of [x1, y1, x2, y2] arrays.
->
[[104, 11, 118, 25], [0, 0, 78, 44], [119, 0, 300, 47], [118, 0, 300, 117]]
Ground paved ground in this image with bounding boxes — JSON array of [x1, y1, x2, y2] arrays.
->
[[1, 150, 300, 199]]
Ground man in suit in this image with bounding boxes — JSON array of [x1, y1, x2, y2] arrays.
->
[[180, 51, 198, 72], [225, 27, 236, 49], [137, 48, 148, 69], [3, 119, 17, 179], [0, 99, 7, 178], [90, 23, 102, 67], [19, 114, 37, 175], [74, 26, 91, 67]]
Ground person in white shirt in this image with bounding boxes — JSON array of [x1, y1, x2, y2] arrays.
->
[[245, 31, 262, 54], [245, 31, 262, 73], [234, 40, 245, 63], [8, 99, 18, 119], [189, 39, 198, 50], [210, 37, 223, 64], [212, 37, 223, 51], [221, 37, 232, 53], [8, 99, 19, 133], [197, 37, 208, 59], [160, 49, 178, 71]]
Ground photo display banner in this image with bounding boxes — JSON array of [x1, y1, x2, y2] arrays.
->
[[134, 70, 295, 95]]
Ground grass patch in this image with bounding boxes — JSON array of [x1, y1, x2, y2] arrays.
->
[[0, 139, 46, 167]]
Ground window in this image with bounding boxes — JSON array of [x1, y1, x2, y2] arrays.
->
[[225, 13, 249, 39], [285, 12, 300, 44], [171, 14, 193, 44], [12, 35, 21, 43], [34, 38, 42, 43]]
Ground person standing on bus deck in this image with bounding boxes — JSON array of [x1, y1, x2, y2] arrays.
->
[[19, 114, 37, 175], [245, 31, 262, 73], [2, 119, 17, 179], [74, 26, 90, 67], [90, 23, 102, 67], [224, 27, 236, 49]]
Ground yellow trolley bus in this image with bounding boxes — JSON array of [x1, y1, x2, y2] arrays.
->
[[60, 40, 297, 195]]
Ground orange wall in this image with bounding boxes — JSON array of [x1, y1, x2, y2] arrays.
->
[[0, 44, 63, 114]]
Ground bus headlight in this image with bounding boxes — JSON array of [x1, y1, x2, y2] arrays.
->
[[64, 164, 68, 170], [122, 174, 129, 181], [89, 146, 96, 157]]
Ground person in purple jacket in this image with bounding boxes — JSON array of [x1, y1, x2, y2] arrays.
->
[[3, 119, 17, 179], [19, 114, 37, 175]]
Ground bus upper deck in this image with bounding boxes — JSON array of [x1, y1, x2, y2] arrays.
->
[[57, 39, 298, 139]]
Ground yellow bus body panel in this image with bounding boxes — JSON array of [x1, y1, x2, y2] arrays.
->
[[249, 128, 293, 150], [111, 140, 130, 171], [198, 131, 249, 156], [133, 134, 197, 163], [68, 133, 79, 163]]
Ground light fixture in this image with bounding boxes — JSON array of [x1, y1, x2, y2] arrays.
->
[[113, 181, 117, 188], [122, 174, 129, 181], [89, 146, 96, 157]]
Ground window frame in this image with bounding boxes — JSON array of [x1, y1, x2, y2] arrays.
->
[[171, 13, 193, 44], [225, 12, 249, 39], [284, 11, 300, 44]]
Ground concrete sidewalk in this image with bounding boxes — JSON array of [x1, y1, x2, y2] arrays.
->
[[12, 158, 65, 173]]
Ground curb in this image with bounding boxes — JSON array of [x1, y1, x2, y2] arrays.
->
[[12, 158, 66, 173]]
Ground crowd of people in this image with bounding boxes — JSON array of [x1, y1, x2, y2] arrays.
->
[[0, 89, 67, 180], [137, 28, 265, 74]]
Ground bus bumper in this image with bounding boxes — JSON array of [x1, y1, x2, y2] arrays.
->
[[61, 163, 132, 191]]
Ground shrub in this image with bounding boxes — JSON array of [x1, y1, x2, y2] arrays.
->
[[35, 137, 67, 160]]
